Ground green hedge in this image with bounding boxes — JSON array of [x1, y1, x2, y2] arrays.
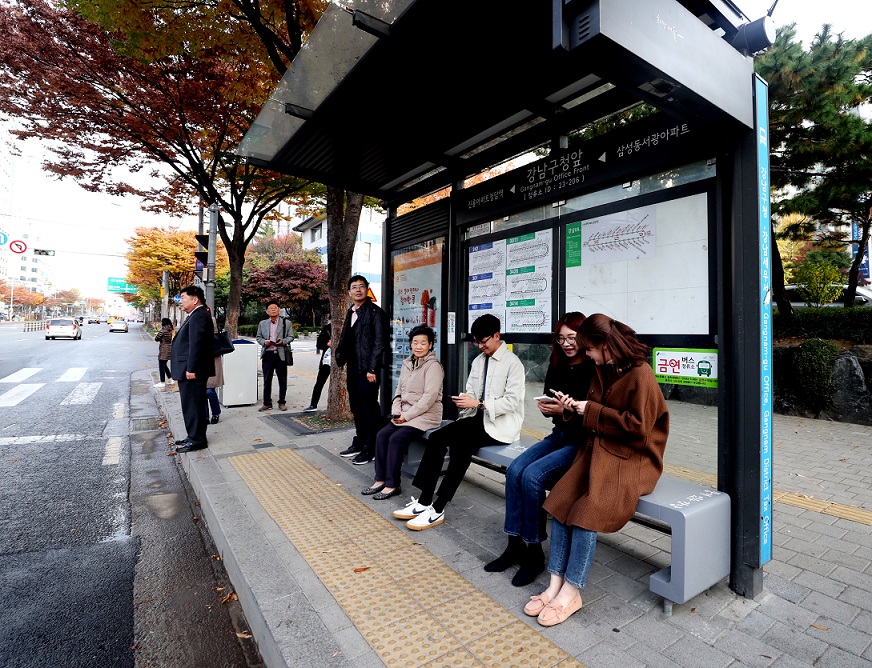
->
[[774, 307, 872, 344], [237, 324, 258, 338]]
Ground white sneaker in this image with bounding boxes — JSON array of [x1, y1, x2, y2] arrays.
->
[[154, 382, 165, 388], [406, 505, 444, 531], [392, 497, 429, 520]]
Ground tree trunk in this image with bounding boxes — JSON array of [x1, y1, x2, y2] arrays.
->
[[845, 213, 871, 307], [219, 211, 248, 338], [771, 226, 794, 317], [325, 186, 365, 421]]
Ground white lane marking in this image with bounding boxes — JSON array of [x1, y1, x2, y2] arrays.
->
[[102, 436, 123, 465], [0, 368, 42, 383], [57, 368, 87, 382], [0, 434, 89, 445], [60, 383, 102, 405], [113, 403, 125, 419], [0, 384, 44, 407]]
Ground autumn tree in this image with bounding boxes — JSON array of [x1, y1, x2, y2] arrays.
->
[[242, 260, 328, 326], [245, 232, 321, 271], [125, 226, 230, 315], [0, 0, 317, 337], [756, 25, 872, 312]]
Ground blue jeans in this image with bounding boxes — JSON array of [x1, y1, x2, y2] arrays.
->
[[205, 388, 221, 418], [503, 429, 577, 543], [548, 519, 597, 589]]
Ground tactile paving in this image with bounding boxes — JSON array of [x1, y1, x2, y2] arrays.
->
[[230, 449, 585, 668]]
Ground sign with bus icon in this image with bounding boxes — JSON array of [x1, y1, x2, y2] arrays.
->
[[653, 348, 718, 388]]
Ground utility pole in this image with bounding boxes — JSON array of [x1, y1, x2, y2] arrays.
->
[[206, 203, 218, 311], [161, 271, 169, 321]]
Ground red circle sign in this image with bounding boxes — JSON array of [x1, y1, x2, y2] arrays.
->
[[9, 240, 27, 254]]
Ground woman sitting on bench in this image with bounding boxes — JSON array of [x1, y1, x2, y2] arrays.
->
[[361, 325, 443, 501], [485, 311, 594, 586], [523, 314, 670, 627]]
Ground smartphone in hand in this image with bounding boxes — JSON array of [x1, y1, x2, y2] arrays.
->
[[533, 395, 558, 403]]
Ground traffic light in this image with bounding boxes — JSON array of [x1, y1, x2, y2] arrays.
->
[[194, 234, 209, 278], [34, 249, 55, 256]]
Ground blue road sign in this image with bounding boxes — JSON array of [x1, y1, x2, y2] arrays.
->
[[173, 295, 181, 303], [0, 232, 7, 246]]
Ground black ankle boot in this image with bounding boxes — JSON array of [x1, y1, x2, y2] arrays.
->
[[511, 542, 545, 586], [484, 535, 526, 572]]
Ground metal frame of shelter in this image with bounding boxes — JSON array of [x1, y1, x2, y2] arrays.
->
[[240, 0, 776, 599]]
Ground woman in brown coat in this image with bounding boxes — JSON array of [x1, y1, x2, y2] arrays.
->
[[523, 314, 669, 627], [154, 318, 174, 387]]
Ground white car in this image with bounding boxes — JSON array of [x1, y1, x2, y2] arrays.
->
[[784, 284, 872, 308], [109, 320, 129, 333], [46, 318, 82, 340]]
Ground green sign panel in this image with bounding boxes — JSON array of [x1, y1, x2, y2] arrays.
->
[[566, 223, 582, 268], [107, 277, 137, 294]]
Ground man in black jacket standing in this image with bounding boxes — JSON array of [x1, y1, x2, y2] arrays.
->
[[170, 285, 215, 453], [335, 275, 388, 465]]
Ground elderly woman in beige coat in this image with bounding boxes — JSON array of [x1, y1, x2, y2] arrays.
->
[[522, 314, 669, 628], [361, 325, 443, 501]]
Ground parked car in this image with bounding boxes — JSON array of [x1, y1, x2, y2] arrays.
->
[[46, 318, 82, 340], [109, 320, 129, 333], [784, 284, 872, 308]]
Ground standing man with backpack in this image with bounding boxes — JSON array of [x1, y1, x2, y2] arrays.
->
[[256, 303, 295, 412], [335, 275, 388, 465]]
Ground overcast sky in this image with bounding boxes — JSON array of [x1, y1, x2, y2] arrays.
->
[[2, 0, 870, 302]]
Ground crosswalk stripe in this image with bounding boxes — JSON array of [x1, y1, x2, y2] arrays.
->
[[57, 368, 88, 382], [60, 383, 102, 405], [0, 384, 45, 407], [0, 434, 89, 445], [102, 436, 123, 465], [0, 368, 43, 383]]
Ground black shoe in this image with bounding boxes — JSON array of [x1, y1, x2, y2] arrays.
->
[[175, 442, 207, 453], [210, 415, 220, 424], [372, 487, 402, 501], [485, 535, 526, 573], [173, 438, 190, 446], [339, 444, 362, 458], [361, 484, 385, 496], [351, 451, 374, 465], [511, 542, 545, 586]]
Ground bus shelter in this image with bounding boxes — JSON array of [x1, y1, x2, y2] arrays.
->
[[239, 0, 777, 599]]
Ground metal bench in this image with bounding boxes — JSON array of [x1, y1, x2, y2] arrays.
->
[[401, 420, 730, 614]]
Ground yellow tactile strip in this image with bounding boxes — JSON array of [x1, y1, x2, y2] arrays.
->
[[230, 449, 586, 668], [663, 463, 872, 527]]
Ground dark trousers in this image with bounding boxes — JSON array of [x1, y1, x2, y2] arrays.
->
[[346, 365, 381, 455], [310, 363, 331, 407], [374, 422, 422, 489], [179, 377, 208, 446], [261, 351, 287, 406], [158, 359, 171, 383], [205, 387, 221, 417], [412, 411, 502, 511]]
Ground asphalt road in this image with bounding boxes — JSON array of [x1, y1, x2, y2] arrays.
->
[[0, 320, 261, 668]]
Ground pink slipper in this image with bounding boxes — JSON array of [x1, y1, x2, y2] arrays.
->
[[537, 591, 583, 627], [523, 592, 552, 617]]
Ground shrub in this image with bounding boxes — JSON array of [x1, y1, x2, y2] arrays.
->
[[793, 262, 843, 307], [774, 307, 872, 344], [791, 338, 839, 414]]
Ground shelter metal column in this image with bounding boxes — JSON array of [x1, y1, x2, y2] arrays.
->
[[721, 74, 773, 599]]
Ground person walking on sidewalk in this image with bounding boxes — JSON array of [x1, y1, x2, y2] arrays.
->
[[256, 303, 295, 412], [361, 325, 443, 501], [393, 313, 524, 530], [304, 319, 332, 412], [154, 318, 174, 388], [335, 275, 388, 465], [170, 285, 214, 453], [522, 314, 669, 627], [485, 311, 594, 587]]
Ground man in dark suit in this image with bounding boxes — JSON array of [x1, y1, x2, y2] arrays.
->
[[170, 285, 215, 453]]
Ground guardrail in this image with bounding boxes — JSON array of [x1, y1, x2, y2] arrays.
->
[[23, 320, 48, 332]]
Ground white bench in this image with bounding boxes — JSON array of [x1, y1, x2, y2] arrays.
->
[[402, 420, 730, 614]]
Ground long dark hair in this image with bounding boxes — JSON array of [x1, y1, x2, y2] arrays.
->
[[548, 311, 587, 368], [577, 314, 650, 370]]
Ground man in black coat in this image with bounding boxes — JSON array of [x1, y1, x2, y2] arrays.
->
[[335, 275, 388, 465], [170, 285, 215, 452]]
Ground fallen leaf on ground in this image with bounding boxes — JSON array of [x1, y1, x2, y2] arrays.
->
[[236, 632, 252, 639], [810, 624, 828, 630], [353, 567, 370, 573], [213, 586, 225, 592], [220, 591, 238, 604]]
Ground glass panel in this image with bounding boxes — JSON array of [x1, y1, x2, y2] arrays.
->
[[390, 238, 444, 391]]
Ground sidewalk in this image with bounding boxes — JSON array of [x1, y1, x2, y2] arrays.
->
[[153, 344, 872, 668]]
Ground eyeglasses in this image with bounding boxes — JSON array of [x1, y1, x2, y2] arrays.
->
[[557, 336, 577, 345], [473, 336, 492, 347]]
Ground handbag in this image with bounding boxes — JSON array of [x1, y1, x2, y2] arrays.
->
[[282, 317, 294, 366], [213, 330, 235, 356]]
